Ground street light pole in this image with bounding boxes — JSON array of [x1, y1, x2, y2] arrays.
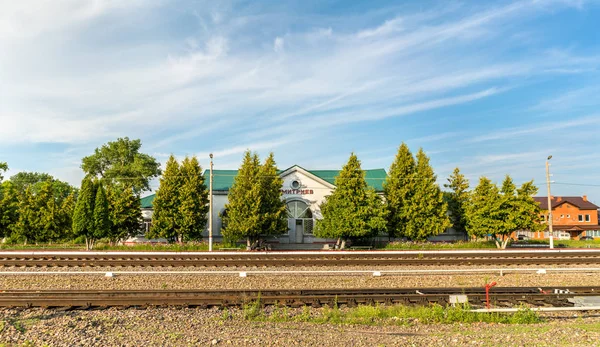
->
[[209, 153, 214, 252], [546, 155, 554, 249]]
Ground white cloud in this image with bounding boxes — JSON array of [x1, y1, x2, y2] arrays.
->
[[274, 37, 285, 53], [357, 17, 403, 38]]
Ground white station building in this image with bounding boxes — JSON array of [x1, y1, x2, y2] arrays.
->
[[140, 165, 387, 245]]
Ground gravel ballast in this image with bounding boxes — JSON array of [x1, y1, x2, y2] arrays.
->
[[1, 272, 599, 290], [1, 307, 599, 346]]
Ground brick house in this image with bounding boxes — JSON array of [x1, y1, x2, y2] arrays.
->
[[524, 196, 600, 240]]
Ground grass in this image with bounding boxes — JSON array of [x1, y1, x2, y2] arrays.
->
[[1, 239, 598, 251], [0, 242, 246, 251], [243, 302, 543, 326], [383, 241, 498, 250]]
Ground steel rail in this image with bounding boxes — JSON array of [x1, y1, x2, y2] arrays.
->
[[0, 287, 597, 309], [2, 251, 600, 267]]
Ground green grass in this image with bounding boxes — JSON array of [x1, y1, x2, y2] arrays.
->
[[244, 303, 543, 326], [383, 241, 498, 250], [0, 241, 246, 251]]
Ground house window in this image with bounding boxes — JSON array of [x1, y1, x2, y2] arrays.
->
[[585, 215, 591, 222], [579, 215, 584, 222], [566, 214, 570, 219], [560, 214, 564, 219]]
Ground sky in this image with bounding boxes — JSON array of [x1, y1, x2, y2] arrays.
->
[[1, 0, 600, 201]]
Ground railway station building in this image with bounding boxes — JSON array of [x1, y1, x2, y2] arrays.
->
[[138, 164, 465, 245], [140, 165, 385, 244]]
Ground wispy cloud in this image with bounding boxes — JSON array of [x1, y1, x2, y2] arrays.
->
[[468, 116, 600, 143]]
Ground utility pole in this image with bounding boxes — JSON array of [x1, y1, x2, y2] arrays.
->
[[546, 155, 554, 249], [209, 153, 214, 252]]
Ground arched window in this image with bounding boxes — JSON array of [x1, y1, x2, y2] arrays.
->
[[286, 200, 312, 219]]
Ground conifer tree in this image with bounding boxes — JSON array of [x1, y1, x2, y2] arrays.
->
[[0, 182, 19, 239], [383, 143, 416, 239], [73, 177, 97, 250], [92, 183, 110, 247], [223, 151, 262, 247], [314, 153, 387, 249], [149, 155, 182, 241], [465, 177, 502, 243], [107, 186, 142, 244], [444, 167, 470, 238], [403, 149, 450, 240], [178, 156, 209, 241], [257, 153, 287, 238]]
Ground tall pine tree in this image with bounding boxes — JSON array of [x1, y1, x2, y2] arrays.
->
[[178, 156, 209, 242], [149, 155, 182, 241], [223, 151, 262, 247], [402, 149, 450, 241], [73, 177, 97, 250], [92, 183, 110, 248], [314, 153, 387, 249], [383, 143, 416, 239], [257, 153, 287, 239], [444, 167, 470, 238]]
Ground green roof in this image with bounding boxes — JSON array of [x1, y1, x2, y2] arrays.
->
[[140, 194, 155, 209], [140, 166, 387, 208]]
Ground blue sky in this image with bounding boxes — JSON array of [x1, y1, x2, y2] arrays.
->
[[1, 0, 600, 201]]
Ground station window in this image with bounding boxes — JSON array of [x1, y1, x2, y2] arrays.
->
[[586, 215, 591, 222], [566, 214, 570, 219], [579, 215, 584, 222], [560, 214, 564, 219], [540, 215, 546, 221]]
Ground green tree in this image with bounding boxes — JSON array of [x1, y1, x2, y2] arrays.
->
[[257, 153, 287, 240], [0, 162, 7, 181], [73, 177, 97, 250], [495, 176, 544, 248], [465, 177, 503, 246], [402, 149, 451, 241], [0, 182, 19, 238], [13, 188, 37, 244], [81, 137, 161, 194], [383, 143, 416, 240], [59, 192, 77, 240], [148, 155, 182, 241], [9, 172, 53, 194], [36, 181, 61, 242], [178, 156, 209, 241], [444, 167, 470, 238], [314, 153, 387, 249], [93, 183, 110, 246], [107, 186, 142, 244], [223, 151, 262, 247]]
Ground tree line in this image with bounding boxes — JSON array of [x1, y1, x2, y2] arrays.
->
[[0, 137, 161, 249], [219, 144, 542, 249], [1, 139, 543, 250]]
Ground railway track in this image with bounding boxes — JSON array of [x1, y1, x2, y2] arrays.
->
[[1, 251, 600, 267], [0, 286, 597, 309]]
